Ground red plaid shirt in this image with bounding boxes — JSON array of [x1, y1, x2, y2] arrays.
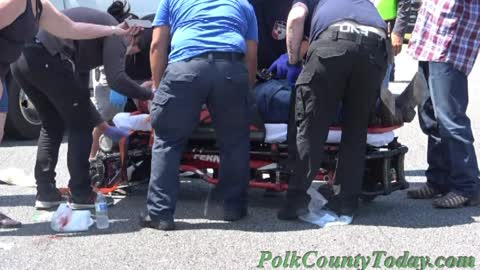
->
[[408, 0, 480, 75]]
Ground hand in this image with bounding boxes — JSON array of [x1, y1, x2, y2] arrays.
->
[[267, 53, 289, 79], [140, 80, 154, 90], [287, 63, 302, 88], [109, 89, 127, 111], [391, 32, 404, 56], [114, 21, 143, 36]]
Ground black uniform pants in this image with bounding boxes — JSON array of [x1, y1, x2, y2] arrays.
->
[[11, 43, 102, 197], [290, 35, 387, 214], [147, 53, 251, 220]]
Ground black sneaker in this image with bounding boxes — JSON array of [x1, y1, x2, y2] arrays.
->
[[139, 213, 175, 231], [35, 188, 66, 209], [223, 207, 248, 222], [68, 192, 114, 210]]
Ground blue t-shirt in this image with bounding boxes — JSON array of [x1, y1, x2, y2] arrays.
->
[[293, 0, 386, 41], [153, 0, 259, 63]]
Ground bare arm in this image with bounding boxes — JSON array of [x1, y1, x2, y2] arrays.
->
[[150, 26, 171, 89], [0, 0, 28, 30], [245, 40, 258, 88], [286, 3, 308, 64], [0, 79, 4, 100], [39, 0, 131, 39], [391, 0, 411, 55]]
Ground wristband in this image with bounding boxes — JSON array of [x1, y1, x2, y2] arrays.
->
[[111, 26, 117, 36]]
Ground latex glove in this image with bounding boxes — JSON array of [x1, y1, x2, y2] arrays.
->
[[104, 126, 130, 142], [109, 89, 127, 111], [267, 53, 289, 79], [287, 63, 302, 88]]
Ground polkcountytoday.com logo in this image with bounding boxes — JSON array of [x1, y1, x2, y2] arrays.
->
[[257, 251, 476, 269]]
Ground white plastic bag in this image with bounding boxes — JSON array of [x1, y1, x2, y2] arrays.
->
[[306, 187, 328, 215], [299, 187, 353, 228], [50, 204, 94, 232]]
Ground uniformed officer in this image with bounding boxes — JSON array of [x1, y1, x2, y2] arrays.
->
[[142, 0, 258, 230], [277, 0, 388, 220]]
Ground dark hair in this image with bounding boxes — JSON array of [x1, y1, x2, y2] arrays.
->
[[136, 28, 153, 51], [107, 0, 138, 23]]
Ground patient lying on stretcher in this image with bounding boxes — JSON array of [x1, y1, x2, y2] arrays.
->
[[112, 72, 425, 148]]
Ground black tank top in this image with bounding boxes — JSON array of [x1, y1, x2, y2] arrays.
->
[[0, 0, 43, 79]]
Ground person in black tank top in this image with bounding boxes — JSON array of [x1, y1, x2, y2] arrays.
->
[[0, 0, 140, 229]]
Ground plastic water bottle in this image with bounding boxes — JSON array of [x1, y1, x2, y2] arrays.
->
[[95, 192, 109, 229]]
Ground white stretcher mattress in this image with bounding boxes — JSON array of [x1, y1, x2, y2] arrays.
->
[[264, 124, 395, 147], [113, 113, 395, 147]]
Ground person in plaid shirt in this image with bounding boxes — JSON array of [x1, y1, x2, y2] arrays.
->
[[407, 0, 480, 208]]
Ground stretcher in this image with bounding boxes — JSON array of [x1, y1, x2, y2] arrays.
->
[[90, 108, 409, 202]]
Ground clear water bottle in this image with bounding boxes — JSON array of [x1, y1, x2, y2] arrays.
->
[[95, 192, 109, 229]]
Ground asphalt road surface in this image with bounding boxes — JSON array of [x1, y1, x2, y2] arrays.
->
[[1, 50, 480, 270]]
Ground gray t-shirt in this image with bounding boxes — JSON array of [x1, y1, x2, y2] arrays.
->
[[37, 7, 152, 100]]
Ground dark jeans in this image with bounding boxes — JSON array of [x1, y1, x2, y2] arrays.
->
[[148, 54, 250, 220], [11, 43, 101, 197], [418, 61, 480, 198], [290, 37, 387, 214]]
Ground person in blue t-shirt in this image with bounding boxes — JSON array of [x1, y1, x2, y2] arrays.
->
[[277, 0, 389, 222], [141, 0, 258, 231]]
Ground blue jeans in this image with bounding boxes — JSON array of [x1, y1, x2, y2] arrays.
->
[[418, 61, 480, 198]]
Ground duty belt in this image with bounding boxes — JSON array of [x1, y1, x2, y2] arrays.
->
[[316, 23, 386, 48]]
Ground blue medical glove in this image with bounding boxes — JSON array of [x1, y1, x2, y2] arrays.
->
[[109, 89, 127, 111], [104, 126, 130, 142], [287, 63, 302, 88], [267, 53, 289, 79]]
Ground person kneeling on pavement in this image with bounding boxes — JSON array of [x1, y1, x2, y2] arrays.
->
[[277, 0, 388, 223], [141, 0, 258, 231]]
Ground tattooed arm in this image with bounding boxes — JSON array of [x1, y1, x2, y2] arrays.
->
[[286, 2, 308, 65]]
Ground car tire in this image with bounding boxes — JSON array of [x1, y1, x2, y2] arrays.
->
[[5, 75, 41, 140]]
